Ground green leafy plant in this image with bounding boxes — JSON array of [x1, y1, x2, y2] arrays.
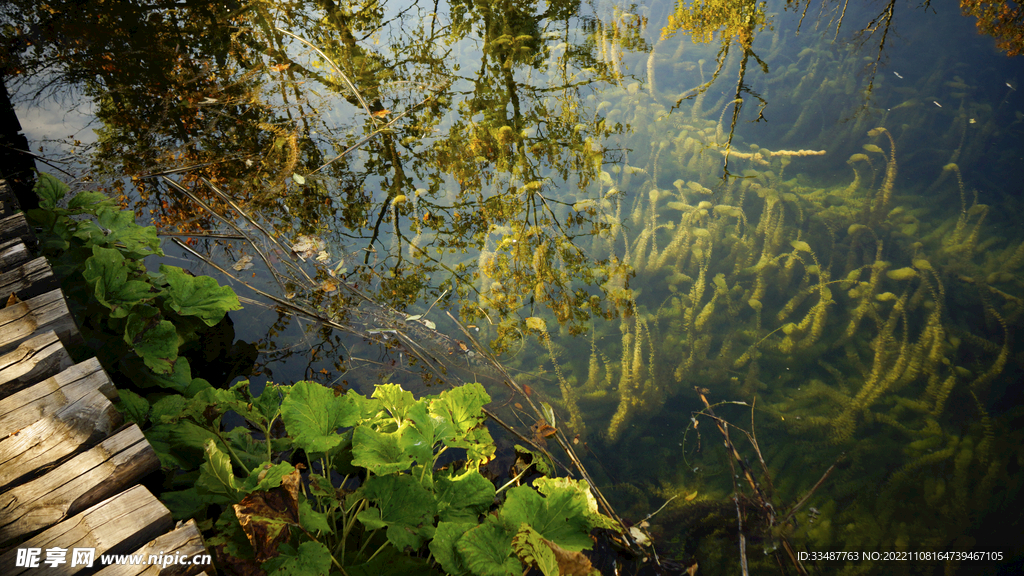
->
[[28, 173, 618, 574], [144, 379, 617, 576], [27, 172, 241, 392]]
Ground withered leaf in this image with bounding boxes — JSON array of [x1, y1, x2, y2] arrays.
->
[[544, 540, 597, 576], [233, 469, 302, 562], [232, 254, 254, 271]]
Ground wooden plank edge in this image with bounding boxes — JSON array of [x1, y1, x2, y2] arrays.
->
[[0, 485, 173, 575]]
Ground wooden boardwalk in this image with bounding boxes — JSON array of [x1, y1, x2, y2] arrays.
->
[[0, 179, 210, 574]]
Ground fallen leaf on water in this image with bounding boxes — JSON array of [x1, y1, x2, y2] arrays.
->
[[320, 279, 338, 293], [232, 255, 254, 271], [629, 526, 650, 546], [531, 419, 558, 444], [291, 235, 325, 259], [316, 250, 330, 262]]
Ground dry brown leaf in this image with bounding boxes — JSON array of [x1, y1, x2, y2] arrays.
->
[[544, 540, 596, 576], [530, 420, 558, 444], [291, 235, 325, 259], [232, 469, 302, 562]]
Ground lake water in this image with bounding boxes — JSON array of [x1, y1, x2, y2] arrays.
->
[[6, 0, 1024, 572]]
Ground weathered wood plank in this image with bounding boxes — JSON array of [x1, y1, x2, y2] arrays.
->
[[0, 424, 160, 543], [94, 519, 210, 576], [0, 387, 122, 490], [0, 485, 173, 576], [0, 180, 15, 219], [0, 256, 59, 300], [0, 357, 115, 438], [0, 289, 80, 356], [0, 213, 34, 250], [0, 331, 74, 397], [0, 241, 31, 272]]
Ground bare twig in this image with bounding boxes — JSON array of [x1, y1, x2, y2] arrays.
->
[[160, 176, 292, 294], [784, 456, 843, 522], [198, 176, 316, 286]]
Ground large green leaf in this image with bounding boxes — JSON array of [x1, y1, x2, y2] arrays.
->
[[511, 525, 559, 576], [351, 400, 435, 475], [98, 207, 162, 257], [351, 425, 413, 476], [265, 541, 332, 576], [146, 420, 220, 470], [457, 516, 521, 576], [83, 245, 155, 316], [298, 498, 332, 534], [241, 462, 298, 493], [429, 382, 495, 463], [372, 383, 417, 420], [281, 380, 362, 454], [124, 311, 178, 374], [197, 439, 241, 500], [430, 382, 490, 439], [161, 264, 241, 326], [225, 427, 274, 476], [533, 477, 621, 531], [253, 383, 284, 426], [34, 172, 68, 209], [500, 485, 593, 552], [162, 487, 231, 518], [116, 388, 150, 426], [429, 521, 475, 576], [397, 400, 436, 466], [68, 190, 113, 211], [356, 474, 436, 551], [149, 394, 189, 425], [435, 469, 495, 523], [72, 220, 107, 246]]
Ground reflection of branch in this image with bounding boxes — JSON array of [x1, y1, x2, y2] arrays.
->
[[310, 90, 444, 175], [160, 176, 293, 294], [275, 27, 375, 120], [858, 0, 897, 95], [718, 38, 769, 177], [0, 144, 76, 178], [170, 237, 345, 330]]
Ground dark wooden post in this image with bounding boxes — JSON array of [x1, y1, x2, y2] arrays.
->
[[0, 78, 39, 212]]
